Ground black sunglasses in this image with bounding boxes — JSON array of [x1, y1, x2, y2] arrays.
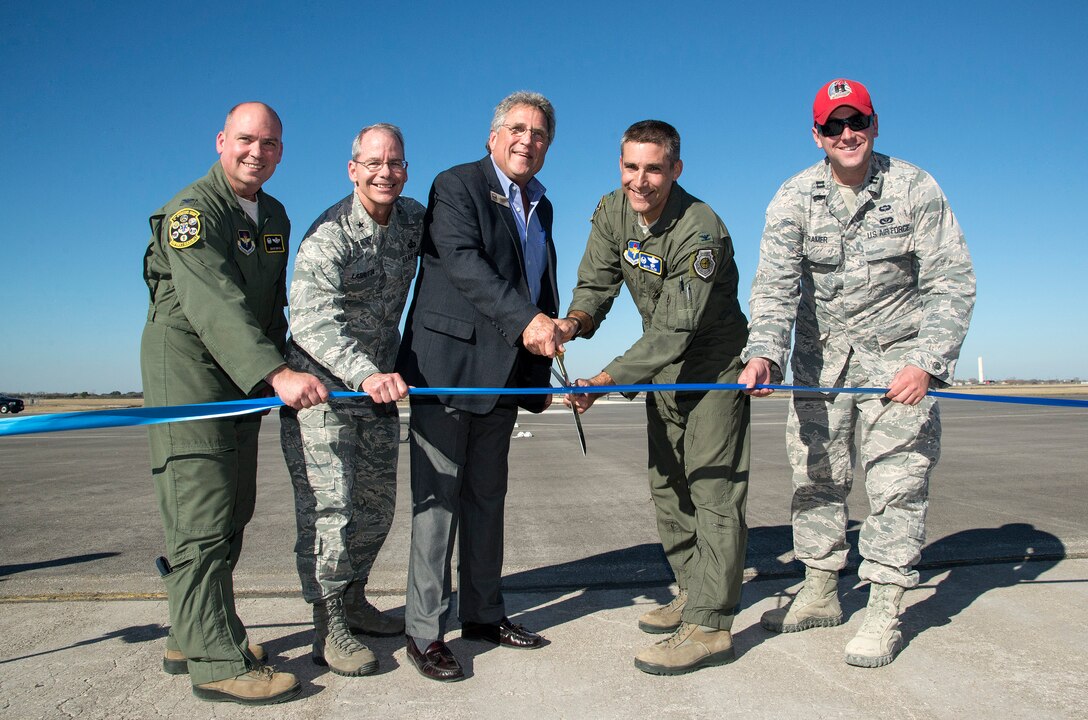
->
[[815, 114, 874, 137]]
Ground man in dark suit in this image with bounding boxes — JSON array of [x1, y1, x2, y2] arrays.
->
[[397, 91, 566, 682]]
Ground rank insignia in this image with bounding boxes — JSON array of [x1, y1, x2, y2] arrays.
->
[[167, 208, 201, 249], [638, 251, 663, 275], [237, 230, 255, 256], [623, 240, 641, 266], [692, 248, 716, 280], [262, 234, 285, 253]]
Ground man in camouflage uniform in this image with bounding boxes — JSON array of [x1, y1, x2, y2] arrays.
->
[[280, 123, 423, 677], [559, 120, 750, 676], [142, 102, 328, 705], [739, 79, 975, 667]]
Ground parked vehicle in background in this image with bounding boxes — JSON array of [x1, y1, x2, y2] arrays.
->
[[0, 395, 25, 414]]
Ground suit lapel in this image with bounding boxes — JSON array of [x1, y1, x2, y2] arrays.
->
[[480, 157, 525, 270], [538, 199, 559, 313]]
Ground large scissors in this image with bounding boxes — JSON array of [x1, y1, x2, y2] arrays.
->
[[550, 350, 587, 456]]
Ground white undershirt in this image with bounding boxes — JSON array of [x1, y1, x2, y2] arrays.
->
[[236, 195, 259, 225]]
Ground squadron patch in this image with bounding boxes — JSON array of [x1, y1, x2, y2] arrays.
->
[[262, 234, 285, 253], [638, 251, 663, 275], [692, 248, 716, 280], [237, 230, 255, 256], [623, 239, 641, 267], [167, 208, 201, 249]]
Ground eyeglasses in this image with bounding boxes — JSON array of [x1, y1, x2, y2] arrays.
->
[[352, 159, 408, 172], [815, 114, 874, 137], [501, 124, 549, 144]]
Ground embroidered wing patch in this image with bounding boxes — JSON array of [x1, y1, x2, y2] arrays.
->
[[638, 251, 663, 275], [262, 234, 285, 253]]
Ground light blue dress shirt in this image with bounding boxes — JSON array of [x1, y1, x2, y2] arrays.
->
[[489, 156, 547, 304]]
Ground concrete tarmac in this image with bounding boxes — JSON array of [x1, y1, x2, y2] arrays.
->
[[1, 396, 1086, 718]]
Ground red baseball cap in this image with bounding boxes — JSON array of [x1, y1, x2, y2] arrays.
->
[[813, 78, 874, 125]]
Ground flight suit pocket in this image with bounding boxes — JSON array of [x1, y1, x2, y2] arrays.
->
[[668, 280, 695, 332]]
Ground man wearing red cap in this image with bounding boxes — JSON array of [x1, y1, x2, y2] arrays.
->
[[739, 79, 975, 667]]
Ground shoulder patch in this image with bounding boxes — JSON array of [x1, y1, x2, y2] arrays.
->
[[591, 197, 604, 221], [691, 248, 716, 280], [168, 208, 201, 249]]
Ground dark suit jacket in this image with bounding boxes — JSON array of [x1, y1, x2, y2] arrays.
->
[[398, 156, 559, 414]]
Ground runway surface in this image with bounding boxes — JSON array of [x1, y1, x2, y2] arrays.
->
[[1, 394, 1083, 598]]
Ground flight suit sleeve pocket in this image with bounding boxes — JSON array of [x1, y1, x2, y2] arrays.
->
[[668, 282, 695, 332]]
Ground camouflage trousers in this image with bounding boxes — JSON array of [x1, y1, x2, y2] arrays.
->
[[280, 403, 399, 603], [786, 360, 942, 588]]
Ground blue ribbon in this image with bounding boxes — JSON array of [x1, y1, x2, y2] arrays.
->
[[1, 384, 1084, 438]]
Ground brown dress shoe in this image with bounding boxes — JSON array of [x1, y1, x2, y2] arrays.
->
[[406, 637, 464, 682], [461, 618, 545, 649]]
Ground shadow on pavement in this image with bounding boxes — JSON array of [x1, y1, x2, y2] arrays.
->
[[0, 552, 120, 579], [903, 523, 1066, 644], [0, 623, 165, 665]]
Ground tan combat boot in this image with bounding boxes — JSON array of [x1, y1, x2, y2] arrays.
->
[[761, 567, 843, 632], [192, 666, 301, 705], [633, 622, 736, 675], [844, 582, 905, 667], [345, 582, 405, 637], [163, 642, 266, 675], [313, 596, 378, 676], [638, 589, 688, 634]]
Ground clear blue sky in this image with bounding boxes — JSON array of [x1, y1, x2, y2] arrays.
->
[[2, 1, 1086, 393]]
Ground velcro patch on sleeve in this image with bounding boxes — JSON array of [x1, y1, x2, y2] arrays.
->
[[167, 208, 201, 249], [691, 248, 716, 280]]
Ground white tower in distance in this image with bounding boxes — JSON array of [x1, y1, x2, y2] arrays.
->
[[978, 356, 985, 385]]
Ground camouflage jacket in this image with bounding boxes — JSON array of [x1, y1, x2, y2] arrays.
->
[[286, 192, 424, 392], [742, 152, 975, 388], [567, 183, 748, 385]]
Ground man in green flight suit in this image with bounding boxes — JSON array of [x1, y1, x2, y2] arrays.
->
[[141, 101, 328, 706], [558, 120, 751, 676]]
